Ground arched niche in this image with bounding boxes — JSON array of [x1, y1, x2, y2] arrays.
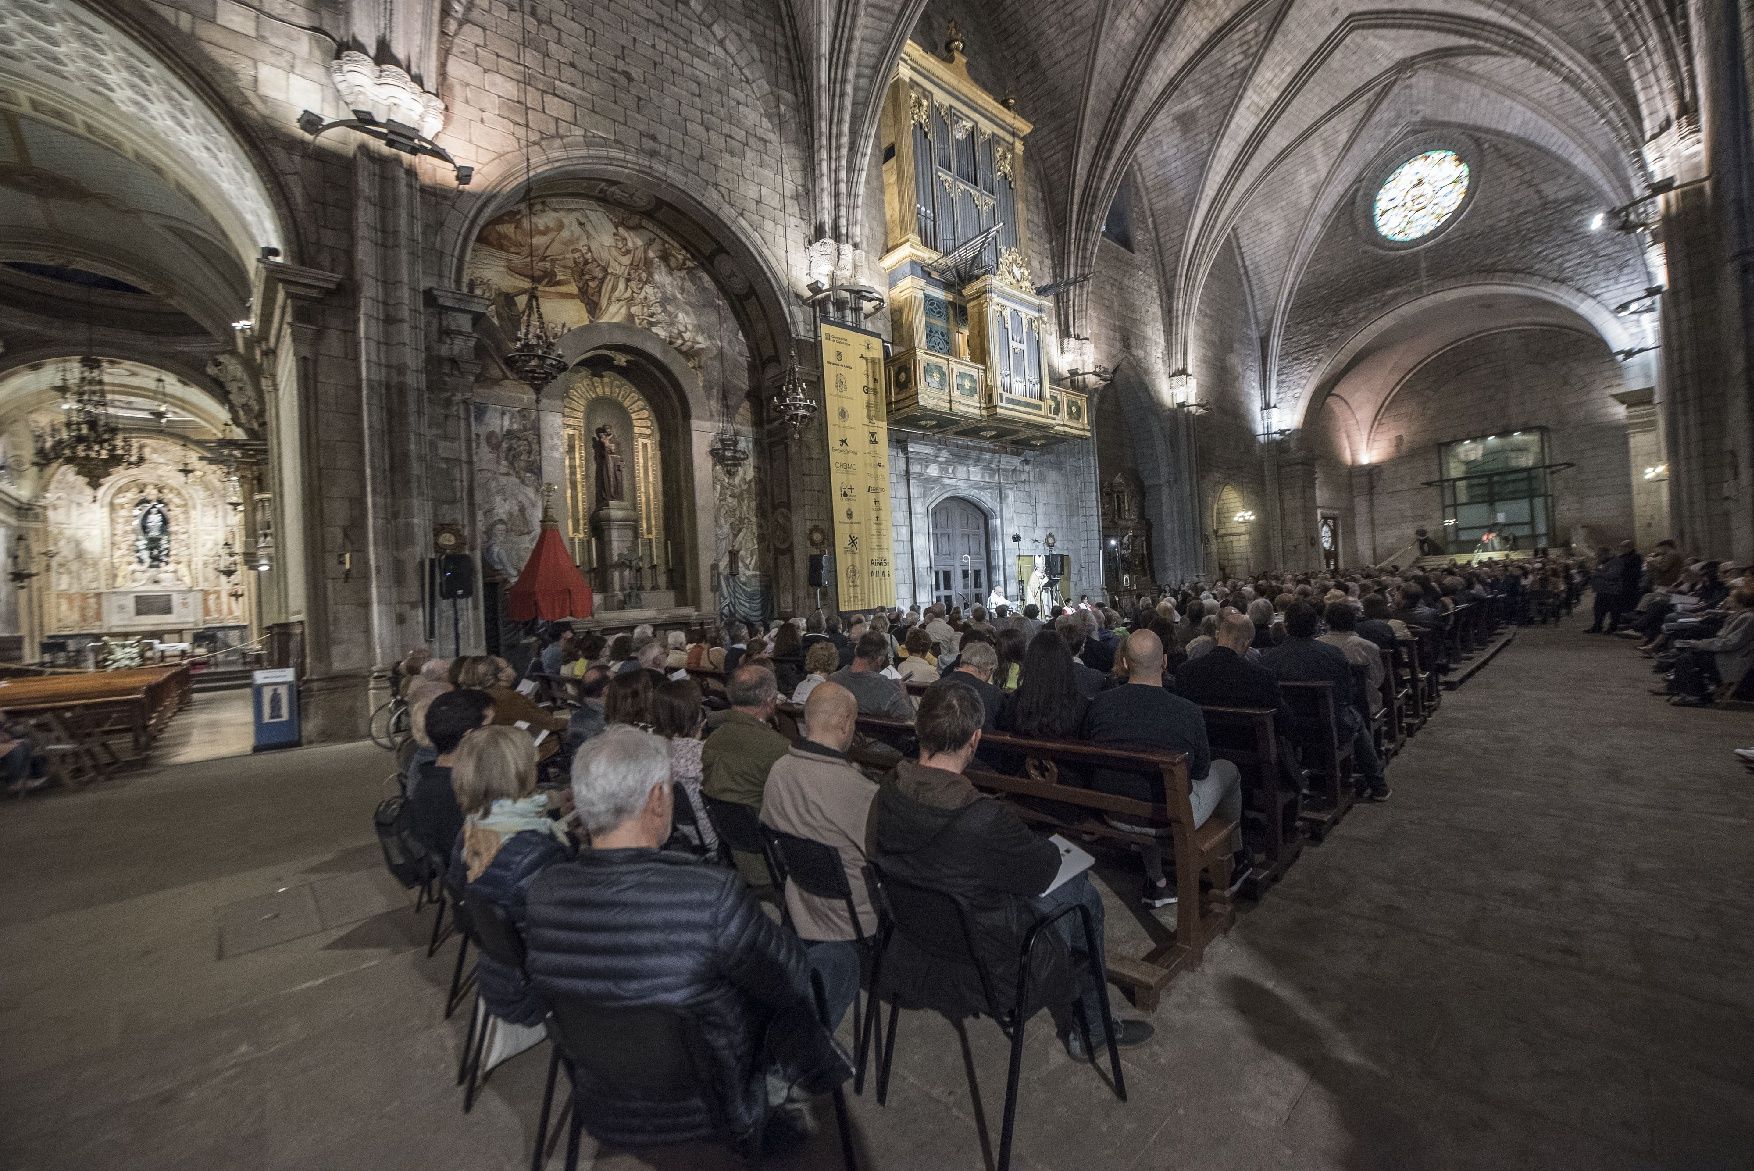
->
[[465, 191, 772, 617], [38, 435, 252, 636]]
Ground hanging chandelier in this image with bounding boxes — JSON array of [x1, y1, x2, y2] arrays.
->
[[708, 426, 748, 468], [32, 356, 145, 491], [500, 0, 569, 396], [769, 348, 818, 435], [505, 285, 567, 393]]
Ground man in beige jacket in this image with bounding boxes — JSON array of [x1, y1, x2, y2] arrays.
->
[[760, 682, 878, 943]]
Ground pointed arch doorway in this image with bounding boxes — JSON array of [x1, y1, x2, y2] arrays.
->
[[929, 497, 990, 611]]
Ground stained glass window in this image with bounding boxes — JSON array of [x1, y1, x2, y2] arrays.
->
[[1373, 149, 1470, 242]]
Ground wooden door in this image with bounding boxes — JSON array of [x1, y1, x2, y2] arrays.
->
[[929, 497, 989, 610]]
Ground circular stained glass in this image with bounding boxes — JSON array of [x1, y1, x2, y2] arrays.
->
[[1372, 149, 1470, 242]]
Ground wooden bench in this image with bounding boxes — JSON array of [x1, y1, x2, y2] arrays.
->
[[1198, 705, 1302, 897], [829, 711, 1239, 1012], [1279, 679, 1355, 839], [22, 709, 115, 789]]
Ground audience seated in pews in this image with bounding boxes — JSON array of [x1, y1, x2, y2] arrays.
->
[[937, 637, 1003, 734], [407, 688, 494, 866], [1084, 630, 1247, 908], [826, 633, 914, 722], [866, 683, 1154, 1060], [1263, 602, 1389, 801], [701, 665, 790, 809], [760, 682, 877, 970], [522, 727, 855, 1152], [895, 627, 941, 687], [791, 641, 840, 705], [565, 665, 611, 747], [449, 724, 572, 1025], [651, 677, 717, 852], [453, 655, 567, 760], [999, 630, 1090, 742]]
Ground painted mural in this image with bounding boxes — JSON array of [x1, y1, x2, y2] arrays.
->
[[474, 402, 542, 583], [466, 196, 770, 615]]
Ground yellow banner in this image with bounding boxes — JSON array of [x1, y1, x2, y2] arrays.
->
[[820, 322, 894, 612]]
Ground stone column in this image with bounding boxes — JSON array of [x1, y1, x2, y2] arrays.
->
[[255, 259, 353, 738], [1275, 449, 1320, 573], [426, 287, 491, 655], [1613, 388, 1671, 550]]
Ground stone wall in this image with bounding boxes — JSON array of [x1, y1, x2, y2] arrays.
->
[[886, 434, 1099, 611], [1317, 326, 1635, 560]]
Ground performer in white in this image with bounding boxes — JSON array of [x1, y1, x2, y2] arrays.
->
[[987, 586, 1009, 612], [1025, 564, 1048, 612]]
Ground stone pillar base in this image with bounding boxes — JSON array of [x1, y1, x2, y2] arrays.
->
[[299, 671, 373, 744]]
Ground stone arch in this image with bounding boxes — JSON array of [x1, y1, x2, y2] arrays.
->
[[1291, 275, 1642, 433], [1210, 482, 1259, 579], [437, 140, 801, 388], [923, 493, 997, 613]]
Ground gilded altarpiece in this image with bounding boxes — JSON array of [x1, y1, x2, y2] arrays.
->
[[41, 437, 247, 632]]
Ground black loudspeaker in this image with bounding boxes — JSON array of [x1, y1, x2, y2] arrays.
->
[[1046, 554, 1069, 578], [438, 553, 475, 599], [808, 554, 826, 588]]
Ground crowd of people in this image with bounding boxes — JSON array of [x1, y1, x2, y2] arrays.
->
[[1579, 539, 1753, 767], [381, 557, 1590, 1162]]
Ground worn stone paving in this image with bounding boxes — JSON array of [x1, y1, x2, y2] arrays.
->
[[1, 615, 1749, 1170]]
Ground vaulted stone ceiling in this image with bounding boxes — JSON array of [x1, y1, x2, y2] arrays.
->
[[772, 0, 1689, 432]]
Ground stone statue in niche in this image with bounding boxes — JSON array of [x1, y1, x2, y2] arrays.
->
[[592, 425, 625, 506], [134, 497, 171, 569]]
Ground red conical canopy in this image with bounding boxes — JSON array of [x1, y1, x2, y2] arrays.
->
[[506, 522, 594, 620]]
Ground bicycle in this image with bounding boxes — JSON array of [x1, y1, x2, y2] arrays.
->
[[369, 695, 411, 751]]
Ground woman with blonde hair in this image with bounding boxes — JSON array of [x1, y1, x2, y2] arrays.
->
[[455, 655, 566, 759], [449, 725, 571, 1025]]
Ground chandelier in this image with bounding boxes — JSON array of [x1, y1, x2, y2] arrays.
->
[[505, 286, 567, 393], [708, 426, 748, 468], [500, 0, 569, 396], [33, 356, 145, 490], [769, 348, 818, 434]]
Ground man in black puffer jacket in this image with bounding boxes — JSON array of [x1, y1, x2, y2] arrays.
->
[[524, 726, 855, 1149]]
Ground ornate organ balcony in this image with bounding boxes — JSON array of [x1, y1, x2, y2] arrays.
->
[[876, 34, 1089, 447]]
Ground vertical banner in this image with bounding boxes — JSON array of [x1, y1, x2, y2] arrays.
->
[[819, 321, 894, 612]]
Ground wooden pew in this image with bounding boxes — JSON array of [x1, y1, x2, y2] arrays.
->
[[1278, 679, 1355, 839], [1394, 638, 1427, 732], [1198, 705, 1301, 897], [835, 710, 1239, 1012], [23, 710, 112, 789]]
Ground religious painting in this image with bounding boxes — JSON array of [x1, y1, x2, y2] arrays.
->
[[467, 196, 747, 388], [473, 403, 542, 583], [712, 398, 770, 620]]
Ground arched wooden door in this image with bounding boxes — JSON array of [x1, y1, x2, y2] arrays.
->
[[929, 497, 989, 610]]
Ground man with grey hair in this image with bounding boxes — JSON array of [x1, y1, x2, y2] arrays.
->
[[939, 637, 1003, 731], [701, 664, 789, 810], [523, 727, 856, 1149]]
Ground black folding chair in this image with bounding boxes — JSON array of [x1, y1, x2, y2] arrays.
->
[[760, 826, 877, 1091], [703, 796, 785, 886], [666, 783, 716, 857], [532, 978, 857, 1170], [864, 863, 1126, 1171], [454, 895, 533, 1113], [433, 863, 474, 1020]]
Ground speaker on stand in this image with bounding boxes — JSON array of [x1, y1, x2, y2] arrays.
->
[[438, 552, 474, 657]]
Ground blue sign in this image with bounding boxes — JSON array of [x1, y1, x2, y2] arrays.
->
[[251, 668, 300, 752]]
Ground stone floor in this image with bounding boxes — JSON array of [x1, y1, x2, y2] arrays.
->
[[2, 615, 1750, 1170], [153, 687, 256, 766]]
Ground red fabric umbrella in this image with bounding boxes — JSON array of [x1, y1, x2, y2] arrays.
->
[[506, 522, 594, 620]]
